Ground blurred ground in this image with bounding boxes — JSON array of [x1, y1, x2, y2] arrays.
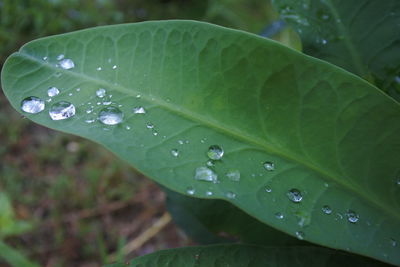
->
[[0, 0, 274, 266]]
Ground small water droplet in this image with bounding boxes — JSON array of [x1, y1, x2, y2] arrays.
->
[[96, 67, 102, 71], [43, 56, 48, 61], [86, 108, 93, 114], [396, 178, 400, 186], [265, 187, 272, 193], [133, 106, 146, 114], [171, 149, 179, 157], [85, 118, 96, 124], [346, 210, 359, 223], [96, 88, 106, 98], [125, 126, 131, 130], [295, 231, 305, 240], [206, 191, 213, 196], [146, 122, 154, 129], [275, 212, 284, 219], [98, 106, 124, 125], [102, 100, 112, 105], [54, 72, 62, 78], [194, 167, 218, 183], [186, 186, 195, 195], [21, 96, 45, 114], [226, 169, 240, 182], [49, 101, 76, 120], [287, 189, 302, 203], [178, 140, 184, 145], [112, 65, 117, 69], [56, 54, 65, 60], [390, 238, 397, 247], [226, 191, 236, 199], [263, 161, 275, 171], [206, 160, 215, 167], [76, 88, 81, 92], [136, 94, 141, 98], [207, 145, 224, 160], [322, 205, 332, 214], [68, 93, 73, 97], [59, 58, 75, 69]]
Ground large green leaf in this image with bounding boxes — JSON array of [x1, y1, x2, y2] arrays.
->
[[165, 187, 302, 246], [105, 244, 389, 267], [272, 0, 400, 101], [1, 21, 400, 265]]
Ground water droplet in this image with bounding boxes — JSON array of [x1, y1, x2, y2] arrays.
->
[[59, 58, 75, 69], [112, 65, 117, 69], [226, 169, 240, 182], [194, 167, 218, 183], [207, 145, 224, 160], [206, 191, 213, 196], [102, 100, 112, 105], [21, 96, 45, 114], [265, 187, 272, 193], [96, 88, 106, 98], [86, 108, 93, 114], [96, 67, 102, 71], [171, 149, 179, 157], [346, 210, 359, 223], [322, 205, 332, 214], [68, 93, 73, 97], [133, 106, 146, 114], [146, 123, 154, 129], [136, 94, 141, 98], [49, 101, 76, 120], [56, 54, 65, 60], [287, 189, 302, 203], [390, 238, 397, 247], [186, 186, 195, 195], [275, 212, 284, 219], [226, 191, 236, 199], [206, 160, 215, 167], [43, 56, 48, 61], [125, 126, 131, 130], [98, 106, 124, 125], [54, 72, 62, 78], [76, 88, 81, 92], [295, 231, 305, 240], [263, 161, 275, 171], [396, 178, 400, 186], [178, 140, 184, 145], [85, 118, 96, 124]]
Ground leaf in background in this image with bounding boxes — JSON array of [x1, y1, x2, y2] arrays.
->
[[272, 0, 400, 101], [0, 192, 32, 237], [1, 21, 400, 264], [0, 240, 40, 267], [165, 187, 302, 246], [105, 244, 389, 267]]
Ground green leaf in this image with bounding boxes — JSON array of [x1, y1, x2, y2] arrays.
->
[[165, 187, 302, 245], [0, 192, 32, 237], [1, 21, 400, 265], [105, 244, 389, 267], [272, 0, 400, 101], [0, 240, 40, 267]]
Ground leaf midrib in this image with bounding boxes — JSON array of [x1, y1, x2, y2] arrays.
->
[[325, 0, 369, 79], [17, 51, 400, 222]]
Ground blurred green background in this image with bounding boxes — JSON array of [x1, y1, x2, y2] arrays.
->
[[0, 0, 280, 266]]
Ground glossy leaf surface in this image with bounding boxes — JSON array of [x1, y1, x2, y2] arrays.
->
[[272, 0, 400, 101], [1, 21, 400, 264], [106, 244, 389, 267]]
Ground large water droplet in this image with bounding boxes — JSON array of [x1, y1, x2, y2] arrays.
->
[[287, 189, 302, 203], [226, 169, 240, 182], [59, 58, 75, 69], [322, 205, 332, 214], [295, 231, 305, 240], [49, 101, 76, 120], [171, 149, 179, 157], [275, 212, 284, 219], [47, 87, 60, 97], [346, 210, 359, 223], [96, 88, 106, 98], [186, 186, 195, 195], [21, 96, 45, 114], [133, 106, 146, 114], [207, 145, 224, 160], [98, 107, 123, 125], [194, 167, 218, 183], [263, 161, 275, 171]]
